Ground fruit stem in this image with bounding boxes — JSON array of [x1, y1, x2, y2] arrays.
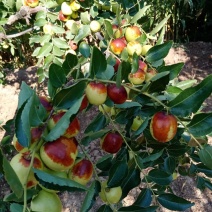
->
[[22, 150, 36, 212]]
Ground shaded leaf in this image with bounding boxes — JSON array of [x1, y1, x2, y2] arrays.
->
[[199, 145, 212, 169], [118, 206, 157, 212], [62, 53, 78, 75], [96, 155, 113, 171], [74, 25, 90, 43], [148, 169, 172, 185], [133, 188, 152, 207], [131, 6, 151, 23], [97, 205, 113, 212]]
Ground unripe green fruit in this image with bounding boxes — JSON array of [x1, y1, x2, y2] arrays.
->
[[90, 20, 101, 33]]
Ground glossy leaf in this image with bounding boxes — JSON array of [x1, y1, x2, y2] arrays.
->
[[146, 41, 173, 63], [89, 46, 107, 78], [116, 101, 141, 109], [164, 157, 176, 174], [49, 63, 66, 88], [132, 117, 149, 137], [130, 6, 151, 23], [169, 75, 212, 117], [142, 150, 164, 163], [108, 160, 128, 187], [3, 156, 23, 199], [10, 203, 23, 212], [187, 112, 212, 137], [157, 193, 194, 211], [175, 79, 197, 90], [104, 20, 113, 39], [118, 206, 157, 212], [81, 181, 100, 212], [85, 112, 108, 134], [96, 155, 113, 171], [96, 64, 114, 80], [148, 169, 173, 185], [133, 188, 152, 207], [62, 53, 78, 75], [53, 81, 86, 109], [34, 169, 87, 192], [74, 25, 90, 43], [199, 145, 212, 169]]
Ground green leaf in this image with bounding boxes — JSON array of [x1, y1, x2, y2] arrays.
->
[[10, 203, 23, 212], [108, 160, 128, 187], [175, 79, 197, 90], [3, 156, 23, 199], [199, 145, 212, 169], [53, 81, 86, 109], [142, 150, 164, 163], [116, 101, 141, 109], [81, 129, 110, 146], [89, 46, 107, 78], [96, 64, 114, 80], [0, 150, 3, 174], [79, 42, 91, 58], [62, 53, 78, 75], [121, 166, 141, 199], [130, 6, 151, 23], [164, 157, 176, 174], [53, 46, 64, 56], [81, 181, 100, 212], [146, 41, 173, 63], [97, 205, 113, 212], [96, 155, 113, 171], [187, 113, 212, 137], [133, 188, 152, 207], [84, 112, 108, 134], [167, 144, 188, 157], [104, 20, 113, 39], [34, 169, 87, 192], [49, 63, 66, 88], [52, 38, 69, 49], [148, 169, 173, 185], [74, 25, 90, 43], [45, 97, 83, 141], [157, 193, 194, 211], [37, 43, 53, 58], [52, 25, 66, 34], [169, 75, 212, 117], [40, 34, 51, 45], [150, 15, 171, 35], [158, 62, 184, 80], [80, 11, 90, 24], [118, 206, 158, 212], [132, 117, 149, 137], [34, 18, 47, 27]]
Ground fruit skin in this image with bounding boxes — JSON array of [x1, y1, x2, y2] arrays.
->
[[79, 95, 89, 111], [48, 111, 80, 138], [125, 25, 141, 42], [43, 23, 54, 35], [31, 189, 62, 212], [138, 60, 148, 72], [10, 152, 43, 188], [131, 116, 143, 131], [113, 59, 120, 72], [65, 19, 76, 30], [107, 84, 127, 104], [40, 136, 78, 171], [58, 10, 70, 22], [112, 25, 123, 38], [145, 69, 157, 82], [127, 41, 142, 56], [90, 20, 101, 33], [24, 0, 39, 7], [150, 111, 178, 142], [61, 2, 72, 15], [68, 159, 93, 185], [110, 38, 127, 55], [142, 44, 153, 56], [39, 95, 53, 112], [128, 69, 146, 85], [85, 82, 107, 105], [99, 181, 122, 204], [100, 132, 123, 154], [69, 40, 78, 50]]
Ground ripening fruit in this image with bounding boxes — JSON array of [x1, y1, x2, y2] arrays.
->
[[68, 158, 93, 185], [100, 131, 123, 154], [58, 10, 70, 22], [110, 38, 127, 55], [48, 111, 80, 138], [128, 69, 146, 85], [127, 41, 142, 56], [10, 152, 44, 188], [61, 2, 72, 15], [107, 84, 127, 104], [31, 190, 62, 212], [112, 25, 123, 38], [90, 20, 101, 33], [85, 82, 107, 105], [150, 111, 178, 142], [24, 0, 39, 7], [145, 69, 157, 82], [70, 0, 80, 11], [79, 95, 89, 111], [138, 60, 148, 72], [99, 181, 122, 204], [40, 136, 78, 171], [131, 116, 143, 131], [125, 25, 141, 42], [39, 95, 53, 113]]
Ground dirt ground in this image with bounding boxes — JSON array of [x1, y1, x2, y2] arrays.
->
[[0, 41, 212, 211]]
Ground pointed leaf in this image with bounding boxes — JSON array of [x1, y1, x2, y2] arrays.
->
[[164, 156, 176, 174], [133, 188, 152, 207], [142, 150, 164, 163], [74, 25, 90, 43], [169, 75, 212, 117], [108, 160, 128, 187], [37, 43, 53, 58], [96, 155, 113, 171], [49, 63, 66, 88], [3, 156, 23, 198], [130, 6, 151, 23], [62, 53, 78, 75], [89, 46, 107, 78], [146, 41, 173, 63], [118, 206, 157, 212], [187, 112, 212, 137], [199, 145, 212, 169], [96, 64, 114, 80], [158, 193, 194, 211], [52, 38, 69, 49], [148, 169, 172, 185], [34, 169, 87, 192], [104, 20, 113, 39]]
